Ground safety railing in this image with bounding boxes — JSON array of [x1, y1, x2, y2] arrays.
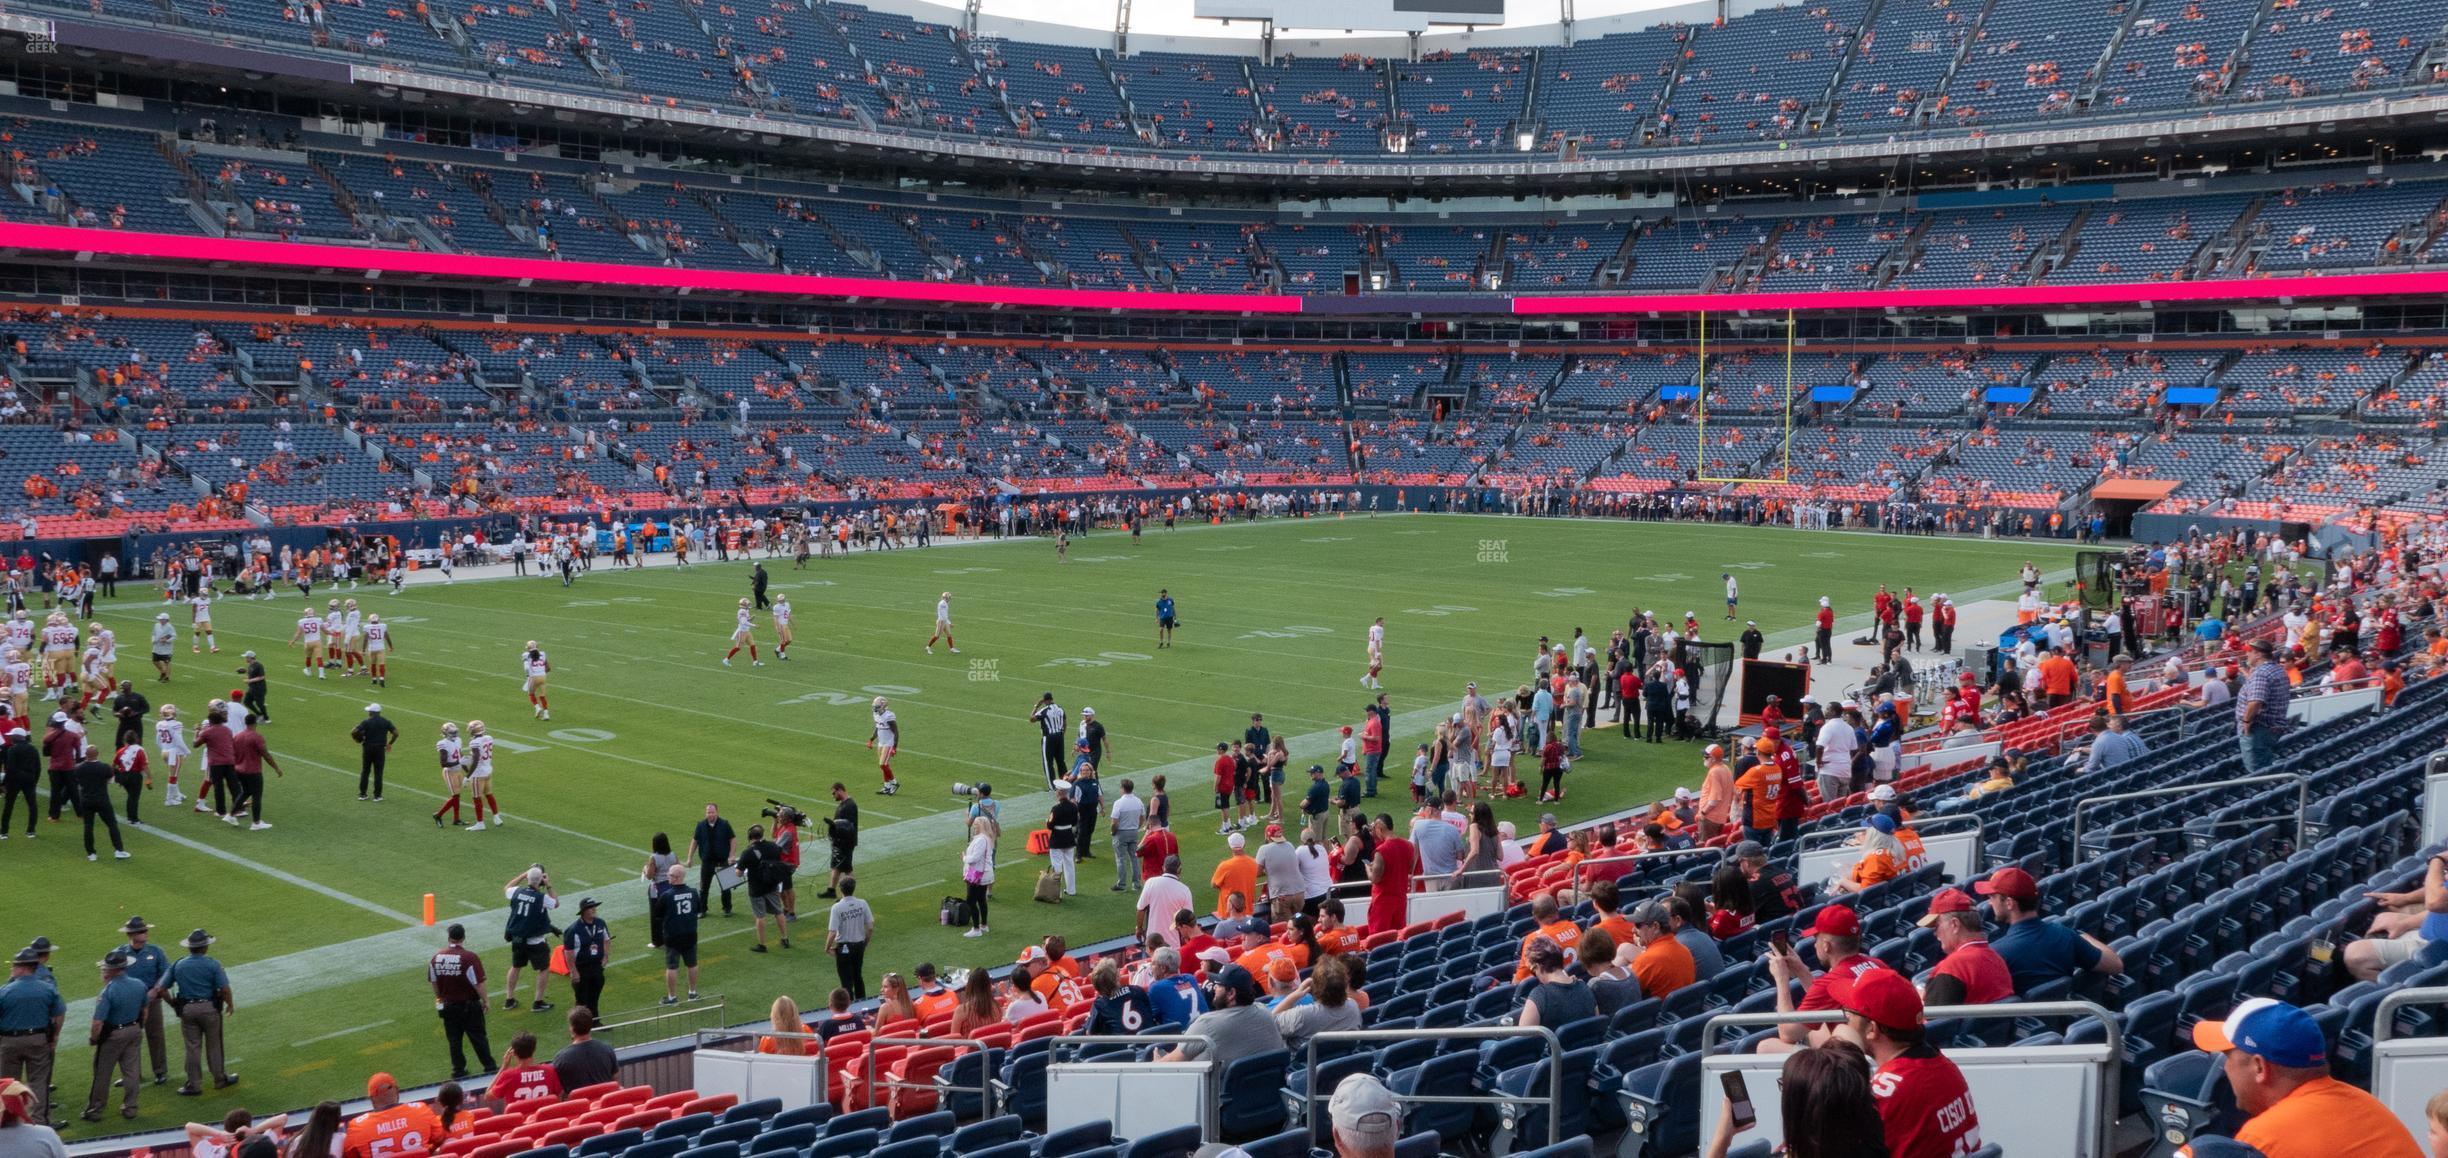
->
[[862, 1034, 998, 1118], [1043, 1033, 1220, 1134], [1566, 845, 1727, 903], [1794, 813, 1981, 886], [1701, 1001, 2121, 1158], [2068, 772, 2306, 861], [689, 1026, 826, 1105], [2372, 985, 2448, 1047], [1293, 1026, 1563, 1142], [600, 994, 725, 1043]]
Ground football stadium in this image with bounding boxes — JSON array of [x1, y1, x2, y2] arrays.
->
[[0, 0, 2440, 1152]]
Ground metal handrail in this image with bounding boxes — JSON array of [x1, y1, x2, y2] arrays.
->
[[1045, 1033, 1224, 1135], [860, 1034, 998, 1117], [1299, 1026, 1563, 1131], [2370, 985, 2448, 1046], [1701, 1000, 2122, 1158], [1794, 812, 1983, 857], [1566, 845, 1727, 903], [2068, 772, 2305, 862]]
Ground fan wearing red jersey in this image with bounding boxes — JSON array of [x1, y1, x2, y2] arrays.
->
[[341, 1073, 441, 1158], [484, 1032, 561, 1109], [1837, 968, 1982, 1158]]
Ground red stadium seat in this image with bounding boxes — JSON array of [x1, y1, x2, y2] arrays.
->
[[530, 1101, 589, 1125], [676, 1093, 737, 1118], [873, 1017, 922, 1040], [638, 1091, 694, 1114], [969, 1025, 1013, 1051], [469, 1142, 525, 1158], [565, 1081, 622, 1103], [1013, 1018, 1064, 1045], [886, 1046, 958, 1119], [1429, 911, 1464, 931], [543, 1127, 595, 1149], [468, 1116, 519, 1139], [597, 1086, 654, 1109], [1362, 931, 1399, 950], [610, 1110, 668, 1134]]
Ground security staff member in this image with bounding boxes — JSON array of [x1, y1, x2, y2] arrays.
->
[[109, 682, 149, 752], [561, 898, 609, 1018], [686, 804, 736, 917], [750, 562, 769, 610], [352, 704, 398, 801], [237, 651, 268, 724], [0, 947, 63, 1126], [23, 940, 54, 989], [72, 751, 126, 862], [84, 948, 145, 1122], [427, 925, 492, 1081], [165, 929, 235, 1096], [0, 727, 35, 837], [117, 918, 169, 1088]]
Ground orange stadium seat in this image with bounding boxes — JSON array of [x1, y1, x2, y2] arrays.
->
[[886, 1046, 958, 1119]]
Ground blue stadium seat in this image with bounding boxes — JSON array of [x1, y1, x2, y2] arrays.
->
[[574, 1130, 643, 1158], [995, 1050, 1051, 1130], [617, 1138, 686, 1158], [719, 1099, 783, 1125], [939, 1048, 1004, 1121], [1391, 1133, 1439, 1158], [809, 1129, 880, 1158], [824, 1109, 892, 1138], [944, 1114, 1026, 1156], [865, 1139, 937, 1158], [694, 1121, 759, 1150], [1386, 1052, 1477, 1144], [883, 1111, 957, 1144], [1286, 1051, 1374, 1145], [2142, 1049, 2246, 1148], [770, 1105, 836, 1133], [1233, 1129, 1310, 1158], [650, 1115, 718, 1143], [1512, 1139, 1592, 1158], [1216, 1051, 1292, 1139], [668, 1145, 731, 1158], [509, 1146, 569, 1158], [1035, 1121, 1113, 1158], [959, 1142, 1035, 1158], [745, 1126, 814, 1156], [1618, 1051, 1699, 1158], [1118, 1124, 1200, 1158]]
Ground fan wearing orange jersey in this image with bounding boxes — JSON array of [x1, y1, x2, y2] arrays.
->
[[342, 1073, 442, 1158]]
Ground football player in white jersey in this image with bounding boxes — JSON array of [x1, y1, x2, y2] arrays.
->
[[87, 621, 115, 686], [155, 703, 189, 809], [340, 599, 366, 676], [770, 596, 794, 661], [363, 613, 392, 687], [1, 648, 29, 721], [723, 598, 762, 667], [189, 588, 217, 653], [149, 612, 175, 682], [924, 592, 959, 655], [291, 607, 327, 678], [322, 600, 346, 670], [1364, 617, 1386, 690], [38, 613, 76, 700], [74, 643, 107, 717], [867, 696, 900, 795], [2, 610, 31, 663], [433, 721, 466, 827], [520, 642, 550, 720], [463, 720, 499, 831]]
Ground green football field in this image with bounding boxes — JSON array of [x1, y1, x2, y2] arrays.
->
[[3, 513, 2074, 1135]]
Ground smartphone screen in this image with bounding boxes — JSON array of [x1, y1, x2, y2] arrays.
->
[[1769, 930, 1792, 956], [1720, 1071, 1756, 1130]]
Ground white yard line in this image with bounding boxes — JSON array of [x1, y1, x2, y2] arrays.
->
[[293, 1020, 395, 1048]]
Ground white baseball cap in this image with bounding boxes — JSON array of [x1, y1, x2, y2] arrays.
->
[[1226, 833, 1245, 850], [1869, 785, 1898, 802]]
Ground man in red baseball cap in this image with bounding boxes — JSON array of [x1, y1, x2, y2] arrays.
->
[[1977, 866, 2123, 996], [1835, 968, 1983, 1158], [1917, 888, 2012, 1007], [1761, 904, 1890, 1053]]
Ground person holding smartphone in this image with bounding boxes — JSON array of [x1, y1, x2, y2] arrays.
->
[[1704, 1042, 1890, 1158]]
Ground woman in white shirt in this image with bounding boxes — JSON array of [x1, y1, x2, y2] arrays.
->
[[959, 817, 995, 938]]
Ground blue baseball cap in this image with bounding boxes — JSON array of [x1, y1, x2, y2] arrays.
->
[[2190, 998, 2326, 1068]]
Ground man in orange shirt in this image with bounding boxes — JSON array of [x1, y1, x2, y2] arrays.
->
[[911, 962, 957, 1022], [342, 1073, 443, 1158], [2102, 660, 2131, 716], [1733, 744, 1780, 845], [1210, 832, 1257, 919], [2186, 998, 2420, 1158], [2037, 647, 2079, 709], [1513, 892, 1584, 981], [1626, 901, 1696, 999], [1696, 744, 1735, 844]]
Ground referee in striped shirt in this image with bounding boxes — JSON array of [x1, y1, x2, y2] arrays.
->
[[1030, 693, 1066, 790]]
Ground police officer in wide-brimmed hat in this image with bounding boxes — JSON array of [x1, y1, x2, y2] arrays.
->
[[116, 918, 169, 1088], [82, 948, 144, 1121], [165, 929, 234, 1096], [23, 940, 54, 989], [0, 946, 63, 1126]]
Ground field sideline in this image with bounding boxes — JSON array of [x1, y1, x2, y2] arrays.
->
[[1, 513, 2075, 1135]]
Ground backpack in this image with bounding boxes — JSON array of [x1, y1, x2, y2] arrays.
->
[[1034, 869, 1065, 904], [939, 895, 974, 926]]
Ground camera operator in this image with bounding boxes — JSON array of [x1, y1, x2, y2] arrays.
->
[[821, 783, 858, 899], [736, 825, 787, 953]]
